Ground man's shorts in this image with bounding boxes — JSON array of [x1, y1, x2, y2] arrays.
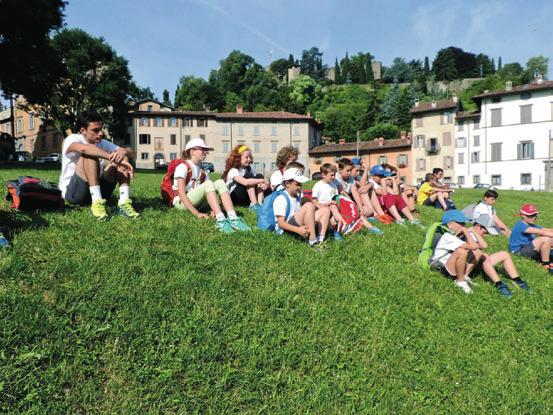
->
[[514, 243, 540, 260], [64, 174, 117, 206]]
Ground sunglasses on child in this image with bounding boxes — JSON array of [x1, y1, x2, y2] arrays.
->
[[525, 213, 538, 218]]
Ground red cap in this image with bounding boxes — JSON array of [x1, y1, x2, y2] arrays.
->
[[520, 204, 539, 216]]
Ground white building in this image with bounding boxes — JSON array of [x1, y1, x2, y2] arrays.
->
[[454, 79, 553, 191]]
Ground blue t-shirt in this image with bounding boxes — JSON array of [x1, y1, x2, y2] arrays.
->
[[509, 221, 542, 252]]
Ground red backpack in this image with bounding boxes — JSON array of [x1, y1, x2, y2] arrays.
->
[[160, 160, 207, 206]]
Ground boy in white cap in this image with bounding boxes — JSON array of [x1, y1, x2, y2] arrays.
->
[[274, 167, 330, 247], [173, 138, 250, 234]]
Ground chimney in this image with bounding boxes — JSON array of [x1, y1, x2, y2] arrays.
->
[[204, 106, 210, 112], [505, 81, 513, 91], [236, 104, 243, 114], [400, 130, 406, 139], [452, 95, 458, 103], [536, 74, 544, 84], [339, 138, 346, 145], [414, 99, 420, 108], [307, 111, 311, 117], [378, 137, 384, 147], [407, 132, 412, 139], [431, 100, 437, 108], [484, 89, 489, 94]]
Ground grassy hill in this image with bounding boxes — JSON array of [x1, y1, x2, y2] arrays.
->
[[1, 165, 553, 414]]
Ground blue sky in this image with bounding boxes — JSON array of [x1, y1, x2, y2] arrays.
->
[[4, 0, 553, 105]]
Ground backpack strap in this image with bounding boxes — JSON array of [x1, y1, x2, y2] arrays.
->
[[182, 160, 206, 188]]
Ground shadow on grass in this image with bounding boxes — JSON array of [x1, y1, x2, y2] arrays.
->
[[0, 209, 49, 239]]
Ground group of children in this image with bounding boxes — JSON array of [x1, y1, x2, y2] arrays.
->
[[417, 168, 456, 210]]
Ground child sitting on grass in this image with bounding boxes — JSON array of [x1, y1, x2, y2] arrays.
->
[[222, 145, 270, 211], [172, 138, 251, 234], [274, 167, 330, 247], [509, 204, 553, 274], [470, 190, 510, 236], [270, 146, 299, 190], [417, 173, 454, 210]]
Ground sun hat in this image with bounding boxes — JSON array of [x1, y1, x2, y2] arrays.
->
[[519, 204, 539, 216], [472, 214, 500, 235], [369, 165, 392, 177], [282, 167, 309, 183], [185, 138, 214, 151], [351, 157, 362, 166], [442, 209, 471, 224]]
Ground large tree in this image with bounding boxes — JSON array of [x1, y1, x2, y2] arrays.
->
[[36, 28, 134, 139], [526, 56, 549, 79], [300, 47, 327, 81], [268, 58, 290, 81], [0, 0, 66, 102], [174, 76, 213, 110], [287, 75, 321, 114], [432, 46, 479, 81], [383, 57, 412, 83]]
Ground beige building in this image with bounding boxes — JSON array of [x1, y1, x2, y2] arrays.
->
[[128, 100, 323, 175], [410, 98, 459, 184]]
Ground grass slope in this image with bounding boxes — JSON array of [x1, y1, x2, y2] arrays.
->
[[1, 166, 553, 414]]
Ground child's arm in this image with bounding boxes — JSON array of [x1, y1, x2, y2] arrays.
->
[[233, 175, 266, 187], [177, 178, 208, 218], [469, 230, 488, 249], [276, 216, 309, 237], [492, 214, 509, 231], [525, 227, 553, 237]]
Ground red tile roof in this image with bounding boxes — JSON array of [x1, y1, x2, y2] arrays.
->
[[472, 80, 553, 100], [410, 99, 458, 114], [309, 138, 412, 155], [456, 111, 481, 120], [215, 111, 312, 120]]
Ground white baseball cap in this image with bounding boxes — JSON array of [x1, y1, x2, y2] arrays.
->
[[473, 214, 500, 235], [282, 167, 309, 183], [185, 138, 214, 151]]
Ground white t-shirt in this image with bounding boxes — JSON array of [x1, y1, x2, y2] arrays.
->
[[369, 178, 382, 190], [273, 191, 301, 234], [311, 180, 338, 204], [335, 175, 355, 194], [226, 166, 255, 193], [172, 161, 203, 205], [472, 202, 495, 219], [270, 169, 285, 190], [431, 233, 465, 267], [59, 133, 118, 197]]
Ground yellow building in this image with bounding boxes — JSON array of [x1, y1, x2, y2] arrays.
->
[[410, 98, 459, 184]]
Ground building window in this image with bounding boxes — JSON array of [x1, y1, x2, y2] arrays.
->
[[416, 158, 426, 171], [293, 126, 300, 136], [139, 134, 151, 145], [238, 126, 244, 136], [397, 154, 408, 167], [155, 117, 162, 127], [184, 135, 191, 144], [170, 134, 176, 145], [442, 132, 451, 146], [169, 117, 177, 127], [293, 142, 300, 151], [170, 153, 177, 160], [222, 126, 229, 136], [443, 156, 453, 169], [415, 117, 423, 128], [520, 105, 532, 124], [40, 136, 47, 150], [199, 134, 205, 140], [271, 143, 277, 153], [456, 137, 466, 148], [415, 135, 425, 148], [473, 135, 480, 147], [198, 118, 207, 127], [471, 151, 480, 163], [254, 126, 260, 136], [521, 173, 532, 185], [491, 108, 502, 127], [457, 121, 464, 132], [520, 92, 532, 100], [184, 118, 192, 127], [147, 105, 153, 112], [254, 142, 260, 153], [140, 117, 148, 127], [491, 175, 502, 186], [491, 143, 502, 161], [458, 152, 464, 164], [474, 120, 480, 129], [223, 142, 229, 153], [271, 126, 278, 136], [473, 175, 481, 184], [379, 156, 387, 164], [458, 176, 465, 185], [16, 117, 23, 133], [141, 152, 149, 160], [29, 114, 35, 130], [517, 142, 534, 160]]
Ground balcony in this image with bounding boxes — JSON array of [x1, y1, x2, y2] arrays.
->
[[425, 143, 441, 154]]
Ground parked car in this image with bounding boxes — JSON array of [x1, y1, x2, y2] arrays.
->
[[44, 153, 61, 163], [201, 162, 214, 173], [15, 151, 33, 162], [473, 183, 496, 190]]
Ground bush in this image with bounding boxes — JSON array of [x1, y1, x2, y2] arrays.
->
[[362, 123, 400, 140]]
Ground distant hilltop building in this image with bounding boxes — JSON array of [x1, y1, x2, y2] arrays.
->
[[287, 64, 301, 84], [371, 60, 382, 81]]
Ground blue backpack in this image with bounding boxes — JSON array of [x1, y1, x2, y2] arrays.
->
[[257, 190, 298, 232]]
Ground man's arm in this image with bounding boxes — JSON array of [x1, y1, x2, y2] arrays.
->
[[66, 142, 112, 160]]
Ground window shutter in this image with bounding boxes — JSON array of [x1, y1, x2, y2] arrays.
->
[[517, 143, 522, 160], [530, 143, 535, 159]]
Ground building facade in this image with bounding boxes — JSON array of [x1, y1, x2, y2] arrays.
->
[[128, 100, 323, 175], [410, 98, 459, 185], [455, 79, 553, 190], [308, 137, 413, 184]]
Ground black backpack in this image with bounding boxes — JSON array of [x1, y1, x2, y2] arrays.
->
[[6, 176, 64, 211]]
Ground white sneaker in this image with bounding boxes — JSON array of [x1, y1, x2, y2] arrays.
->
[[465, 276, 478, 286], [455, 280, 473, 294]]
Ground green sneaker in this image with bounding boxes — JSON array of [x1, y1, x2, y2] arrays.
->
[[116, 200, 140, 219], [90, 199, 108, 221], [216, 218, 235, 234], [229, 217, 251, 232]]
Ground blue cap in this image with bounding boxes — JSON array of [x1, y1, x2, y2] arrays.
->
[[351, 157, 362, 166], [442, 209, 471, 224], [369, 165, 392, 177]]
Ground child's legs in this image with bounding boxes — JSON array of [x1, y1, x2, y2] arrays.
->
[[188, 181, 222, 214], [436, 192, 448, 209], [488, 251, 518, 278], [359, 193, 375, 216], [314, 206, 331, 238], [444, 248, 468, 281], [230, 183, 251, 207], [213, 179, 235, 214], [369, 190, 386, 215], [294, 202, 317, 240], [382, 195, 402, 221], [533, 236, 553, 262], [329, 204, 341, 222]]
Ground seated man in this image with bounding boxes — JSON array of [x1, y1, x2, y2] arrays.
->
[[58, 111, 139, 220]]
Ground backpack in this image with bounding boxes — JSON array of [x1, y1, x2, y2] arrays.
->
[[6, 176, 64, 211], [417, 222, 449, 270], [257, 189, 299, 232], [160, 160, 207, 206], [335, 195, 363, 235]]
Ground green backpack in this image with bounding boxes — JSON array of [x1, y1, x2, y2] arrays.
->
[[418, 222, 449, 270]]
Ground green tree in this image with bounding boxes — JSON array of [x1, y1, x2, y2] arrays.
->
[[340, 52, 351, 84], [300, 47, 326, 81], [0, 0, 66, 102], [362, 123, 400, 140], [498, 56, 502, 71], [288, 75, 321, 114], [423, 56, 431, 77], [36, 28, 134, 140], [334, 57, 342, 84], [162, 89, 172, 107], [526, 56, 549, 79], [268, 58, 289, 80], [499, 62, 524, 81], [476, 53, 493, 77], [287, 53, 295, 66], [432, 46, 479, 81], [129, 83, 156, 101], [174, 76, 213, 110], [383, 57, 412, 83]]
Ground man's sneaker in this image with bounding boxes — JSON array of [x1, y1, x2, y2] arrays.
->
[[0, 232, 10, 249], [116, 200, 140, 219], [409, 219, 425, 229], [216, 218, 235, 234], [229, 217, 251, 232], [455, 280, 473, 294], [496, 282, 512, 299], [368, 227, 384, 235], [91, 199, 108, 221], [512, 278, 529, 290], [249, 203, 261, 212]]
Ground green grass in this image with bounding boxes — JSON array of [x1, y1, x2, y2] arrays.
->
[[1, 165, 553, 414]]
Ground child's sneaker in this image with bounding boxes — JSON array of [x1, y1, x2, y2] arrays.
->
[[368, 227, 384, 235], [333, 231, 343, 241], [376, 213, 394, 224], [248, 203, 261, 212], [409, 219, 425, 229], [0, 232, 10, 249], [90, 199, 108, 221], [229, 217, 251, 232], [395, 219, 406, 226], [367, 216, 378, 224], [511, 278, 529, 290], [216, 218, 235, 234], [116, 200, 140, 219], [455, 280, 472, 294], [496, 282, 512, 299]]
